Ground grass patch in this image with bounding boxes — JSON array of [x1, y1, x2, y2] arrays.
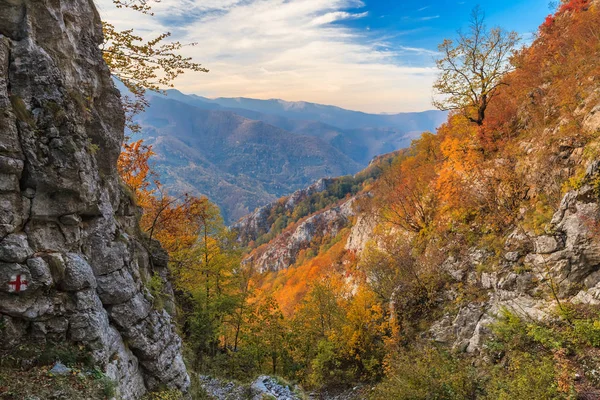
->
[[0, 343, 112, 400]]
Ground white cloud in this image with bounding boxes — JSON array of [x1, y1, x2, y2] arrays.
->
[[419, 15, 440, 21], [398, 46, 440, 56], [310, 11, 369, 26], [95, 0, 438, 113]]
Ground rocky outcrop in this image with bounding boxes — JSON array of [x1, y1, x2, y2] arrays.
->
[[248, 199, 355, 273], [430, 161, 600, 352], [0, 0, 188, 398], [199, 375, 303, 400], [345, 195, 377, 253], [234, 178, 335, 244]]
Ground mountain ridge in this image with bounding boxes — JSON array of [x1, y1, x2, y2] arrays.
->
[[132, 88, 445, 222], [136, 94, 364, 222]]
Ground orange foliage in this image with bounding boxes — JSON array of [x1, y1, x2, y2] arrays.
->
[[118, 138, 213, 262], [253, 233, 353, 316], [376, 133, 442, 233], [118, 140, 155, 206], [141, 190, 212, 254], [542, 0, 591, 30], [373, 1, 600, 241]]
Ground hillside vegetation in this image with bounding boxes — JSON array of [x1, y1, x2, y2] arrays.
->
[[113, 0, 600, 398], [224, 1, 600, 397]]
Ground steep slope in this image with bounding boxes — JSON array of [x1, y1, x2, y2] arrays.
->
[[234, 151, 396, 247], [0, 1, 187, 398], [237, 5, 600, 388]]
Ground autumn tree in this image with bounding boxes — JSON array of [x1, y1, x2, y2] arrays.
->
[[375, 132, 441, 234], [117, 139, 155, 205], [433, 7, 520, 125], [101, 0, 208, 133], [243, 297, 290, 375], [360, 233, 445, 340], [288, 280, 344, 381]]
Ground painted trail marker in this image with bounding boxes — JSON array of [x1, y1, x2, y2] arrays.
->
[[8, 274, 28, 293]]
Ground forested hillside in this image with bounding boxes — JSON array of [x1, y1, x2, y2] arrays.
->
[[221, 1, 600, 397], [133, 95, 362, 223], [104, 0, 600, 398]]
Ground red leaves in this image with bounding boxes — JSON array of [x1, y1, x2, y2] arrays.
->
[[541, 0, 591, 31], [559, 0, 590, 14]]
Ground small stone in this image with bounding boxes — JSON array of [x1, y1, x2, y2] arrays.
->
[[49, 362, 71, 376], [504, 251, 520, 262]]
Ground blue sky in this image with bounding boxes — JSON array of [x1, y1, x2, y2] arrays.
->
[[97, 0, 553, 113]]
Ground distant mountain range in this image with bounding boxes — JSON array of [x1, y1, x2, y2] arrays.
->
[[124, 83, 447, 223]]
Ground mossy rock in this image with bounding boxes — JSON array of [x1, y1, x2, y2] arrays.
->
[[10, 95, 35, 126]]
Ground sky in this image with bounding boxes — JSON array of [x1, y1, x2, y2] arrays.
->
[[96, 0, 554, 114]]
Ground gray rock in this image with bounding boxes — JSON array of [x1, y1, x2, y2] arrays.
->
[[452, 304, 485, 352], [0, 0, 195, 395], [108, 293, 152, 329], [0, 233, 33, 263], [0, 156, 24, 175], [0, 315, 28, 349], [59, 254, 97, 292], [96, 268, 137, 305], [59, 214, 82, 226], [49, 362, 71, 376], [0, 263, 31, 294], [429, 314, 455, 344], [534, 235, 561, 254], [26, 257, 53, 287], [251, 375, 302, 400], [0, 174, 19, 192]]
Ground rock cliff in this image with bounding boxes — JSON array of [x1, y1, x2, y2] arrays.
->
[[0, 0, 188, 398], [233, 178, 336, 244], [248, 198, 355, 273], [430, 160, 600, 352]]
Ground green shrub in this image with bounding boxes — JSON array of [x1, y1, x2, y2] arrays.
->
[[148, 273, 165, 310], [309, 340, 352, 388], [483, 353, 563, 400], [371, 345, 482, 400]]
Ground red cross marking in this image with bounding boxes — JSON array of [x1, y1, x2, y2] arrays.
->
[[8, 274, 28, 293]]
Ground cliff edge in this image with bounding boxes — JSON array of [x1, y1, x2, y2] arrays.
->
[[0, 0, 189, 398]]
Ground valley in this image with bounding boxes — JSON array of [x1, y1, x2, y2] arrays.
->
[[131, 87, 445, 222], [3, 0, 600, 399]]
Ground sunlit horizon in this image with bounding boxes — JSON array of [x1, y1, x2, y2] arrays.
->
[[96, 0, 552, 113]]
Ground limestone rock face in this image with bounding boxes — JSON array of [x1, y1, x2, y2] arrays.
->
[[430, 161, 600, 353], [233, 178, 335, 244], [0, 0, 188, 398], [249, 198, 355, 273]]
